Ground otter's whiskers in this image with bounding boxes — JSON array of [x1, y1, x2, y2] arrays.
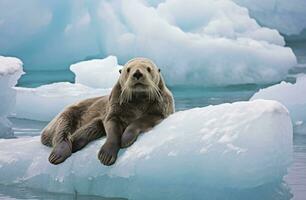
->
[[119, 84, 133, 105]]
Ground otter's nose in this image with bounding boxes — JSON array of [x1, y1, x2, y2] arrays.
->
[[133, 70, 143, 80]]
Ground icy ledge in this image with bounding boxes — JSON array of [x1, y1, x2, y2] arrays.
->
[[0, 56, 24, 138], [0, 100, 292, 199]]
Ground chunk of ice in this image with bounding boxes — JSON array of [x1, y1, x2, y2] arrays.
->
[[0, 56, 23, 138], [0, 100, 293, 199], [70, 55, 122, 88], [251, 75, 306, 134]]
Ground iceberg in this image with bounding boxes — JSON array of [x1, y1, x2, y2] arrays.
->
[[12, 82, 110, 122], [251, 75, 306, 134], [109, 0, 296, 86], [0, 0, 296, 86], [0, 56, 23, 138], [0, 100, 293, 199]]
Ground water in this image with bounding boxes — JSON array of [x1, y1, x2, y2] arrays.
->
[[0, 185, 124, 200], [1, 40, 306, 199], [171, 84, 265, 111], [284, 135, 306, 200], [18, 69, 74, 88]]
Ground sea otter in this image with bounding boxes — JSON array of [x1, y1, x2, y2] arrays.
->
[[41, 58, 175, 166]]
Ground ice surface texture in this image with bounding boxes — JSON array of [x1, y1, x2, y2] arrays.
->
[[251, 75, 306, 134], [0, 56, 23, 138], [0, 0, 296, 86], [0, 100, 292, 199]]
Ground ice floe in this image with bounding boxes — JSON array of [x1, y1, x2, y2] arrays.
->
[[0, 100, 293, 199]]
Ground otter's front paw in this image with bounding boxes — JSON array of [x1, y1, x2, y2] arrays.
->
[[121, 131, 138, 148], [98, 143, 119, 166], [49, 139, 72, 165]]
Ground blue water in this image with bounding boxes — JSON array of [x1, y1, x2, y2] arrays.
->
[[1, 40, 306, 199]]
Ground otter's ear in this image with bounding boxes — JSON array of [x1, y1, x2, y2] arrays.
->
[[158, 68, 161, 72], [158, 74, 165, 90], [119, 69, 122, 74]]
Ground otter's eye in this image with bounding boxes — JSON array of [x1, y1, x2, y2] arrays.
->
[[147, 67, 151, 73], [127, 68, 130, 73]]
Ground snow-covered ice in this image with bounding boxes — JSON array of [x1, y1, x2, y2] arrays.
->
[[251, 75, 306, 134], [0, 100, 293, 199], [70, 55, 122, 88], [12, 82, 110, 122], [0, 0, 296, 86], [0, 56, 23, 138]]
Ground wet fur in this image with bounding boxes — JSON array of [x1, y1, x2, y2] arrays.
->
[[41, 58, 174, 166]]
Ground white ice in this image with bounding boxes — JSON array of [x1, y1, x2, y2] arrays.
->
[[12, 82, 111, 122], [251, 75, 306, 134], [0, 0, 296, 86], [0, 100, 293, 199], [0, 56, 23, 138], [70, 55, 122, 88]]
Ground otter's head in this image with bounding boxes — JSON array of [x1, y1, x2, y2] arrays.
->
[[118, 58, 163, 104]]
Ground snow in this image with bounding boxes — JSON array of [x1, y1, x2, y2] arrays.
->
[[12, 82, 110, 122], [251, 75, 306, 134], [0, 100, 293, 199], [233, 0, 306, 36], [70, 55, 122, 88], [0, 56, 24, 138], [0, 0, 296, 86]]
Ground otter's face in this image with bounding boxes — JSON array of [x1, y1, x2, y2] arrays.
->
[[118, 58, 162, 104], [119, 58, 160, 92]]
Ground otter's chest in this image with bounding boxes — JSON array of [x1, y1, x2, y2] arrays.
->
[[119, 101, 150, 123]]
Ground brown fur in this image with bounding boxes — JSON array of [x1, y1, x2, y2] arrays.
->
[[41, 58, 174, 165]]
